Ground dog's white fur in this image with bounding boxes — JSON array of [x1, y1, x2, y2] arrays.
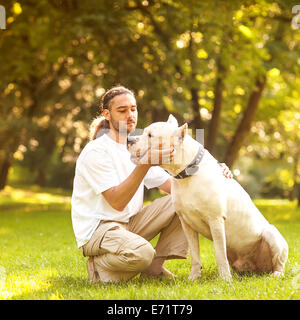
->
[[128, 115, 288, 281]]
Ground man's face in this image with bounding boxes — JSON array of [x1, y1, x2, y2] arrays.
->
[[104, 93, 138, 135]]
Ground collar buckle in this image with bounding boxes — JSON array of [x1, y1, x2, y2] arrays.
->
[[174, 146, 205, 180]]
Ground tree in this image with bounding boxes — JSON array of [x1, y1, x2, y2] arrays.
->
[[1, 0, 300, 195]]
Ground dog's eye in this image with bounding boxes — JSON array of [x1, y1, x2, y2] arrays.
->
[[148, 133, 152, 138]]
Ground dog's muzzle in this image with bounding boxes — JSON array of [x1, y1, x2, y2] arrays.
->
[[127, 136, 137, 147]]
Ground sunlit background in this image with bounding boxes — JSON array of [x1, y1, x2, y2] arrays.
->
[[1, 0, 300, 203], [1, 0, 300, 301]]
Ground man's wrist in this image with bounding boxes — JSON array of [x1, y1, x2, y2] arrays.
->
[[137, 163, 152, 170]]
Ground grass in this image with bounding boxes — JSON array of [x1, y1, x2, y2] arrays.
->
[[0, 185, 300, 300]]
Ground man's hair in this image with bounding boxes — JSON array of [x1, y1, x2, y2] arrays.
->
[[89, 85, 135, 140], [100, 85, 134, 113]]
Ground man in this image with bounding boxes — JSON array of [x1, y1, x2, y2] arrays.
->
[[71, 85, 232, 283]]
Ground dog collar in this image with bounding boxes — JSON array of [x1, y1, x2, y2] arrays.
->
[[173, 145, 205, 179]]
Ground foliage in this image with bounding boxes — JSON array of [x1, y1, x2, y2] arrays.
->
[[0, 0, 300, 199]]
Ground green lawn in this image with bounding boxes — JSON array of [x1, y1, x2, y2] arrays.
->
[[0, 185, 300, 300]]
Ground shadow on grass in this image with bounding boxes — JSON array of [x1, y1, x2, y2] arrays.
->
[[7, 267, 291, 300]]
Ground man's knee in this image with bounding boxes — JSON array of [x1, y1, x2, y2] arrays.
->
[[121, 238, 155, 272], [135, 241, 156, 270]]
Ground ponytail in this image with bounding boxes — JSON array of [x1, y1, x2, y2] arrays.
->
[[89, 116, 110, 140]]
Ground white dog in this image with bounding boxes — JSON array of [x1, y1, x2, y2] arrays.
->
[[128, 115, 288, 281]]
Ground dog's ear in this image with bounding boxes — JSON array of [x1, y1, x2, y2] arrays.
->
[[177, 123, 188, 140], [167, 114, 178, 127]]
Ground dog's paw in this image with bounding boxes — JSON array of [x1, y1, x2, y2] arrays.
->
[[188, 271, 202, 281], [220, 272, 232, 282], [271, 271, 284, 278]]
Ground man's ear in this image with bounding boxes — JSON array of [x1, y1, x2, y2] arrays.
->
[[103, 109, 110, 121], [177, 123, 188, 140], [167, 114, 178, 127]]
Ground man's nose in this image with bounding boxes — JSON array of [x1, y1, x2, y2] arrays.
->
[[127, 108, 136, 118], [127, 136, 138, 147]]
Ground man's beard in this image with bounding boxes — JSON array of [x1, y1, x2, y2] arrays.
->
[[110, 116, 135, 135]]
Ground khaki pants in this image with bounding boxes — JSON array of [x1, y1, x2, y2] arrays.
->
[[82, 195, 188, 283]]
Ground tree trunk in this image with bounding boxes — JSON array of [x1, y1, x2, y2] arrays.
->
[[188, 30, 204, 131], [0, 131, 25, 190], [223, 75, 267, 168], [152, 107, 168, 123], [0, 159, 11, 190], [290, 183, 296, 201], [36, 167, 46, 187], [190, 87, 204, 130], [206, 57, 226, 156]]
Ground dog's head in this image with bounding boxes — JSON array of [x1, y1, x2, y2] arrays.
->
[[127, 114, 188, 165]]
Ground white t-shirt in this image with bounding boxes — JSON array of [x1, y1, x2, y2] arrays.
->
[[71, 134, 170, 248]]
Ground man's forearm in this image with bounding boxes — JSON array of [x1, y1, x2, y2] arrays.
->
[[102, 164, 151, 211], [158, 178, 172, 194]]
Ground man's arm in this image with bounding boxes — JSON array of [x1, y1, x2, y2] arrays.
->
[[157, 163, 232, 195], [158, 178, 172, 194], [102, 164, 151, 211], [103, 144, 174, 211]]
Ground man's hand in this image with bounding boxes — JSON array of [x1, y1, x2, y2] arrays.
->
[[133, 144, 175, 166], [218, 162, 233, 179]]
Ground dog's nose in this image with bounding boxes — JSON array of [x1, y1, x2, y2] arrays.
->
[[127, 136, 137, 147]]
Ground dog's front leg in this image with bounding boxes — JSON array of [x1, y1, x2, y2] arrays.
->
[[179, 216, 202, 281], [209, 218, 232, 281]]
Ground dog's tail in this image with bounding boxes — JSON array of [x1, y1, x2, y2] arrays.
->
[[89, 116, 110, 140]]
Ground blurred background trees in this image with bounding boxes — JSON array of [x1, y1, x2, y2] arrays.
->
[[1, 0, 300, 203]]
